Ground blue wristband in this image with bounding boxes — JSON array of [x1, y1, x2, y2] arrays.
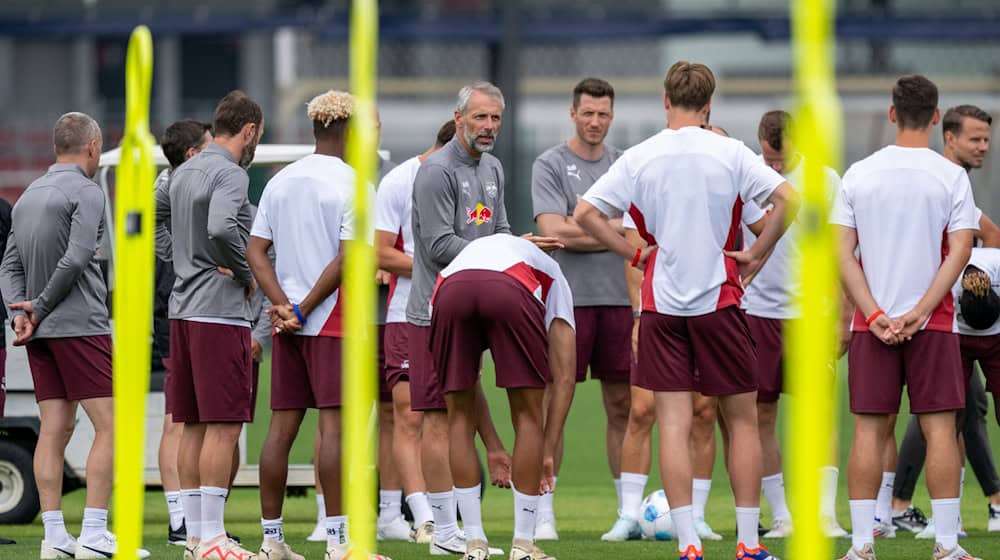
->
[[293, 303, 307, 325]]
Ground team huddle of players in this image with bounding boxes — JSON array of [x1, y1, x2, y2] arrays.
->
[[4, 59, 1000, 560]]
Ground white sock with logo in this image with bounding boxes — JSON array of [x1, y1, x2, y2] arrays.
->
[[406, 492, 434, 527], [428, 490, 459, 543], [165, 491, 185, 531], [762, 473, 790, 522], [378, 490, 403, 524], [180, 489, 202, 542], [620, 472, 648, 520], [41, 510, 73, 548], [454, 485, 485, 541], [261, 517, 284, 543], [513, 487, 540, 541], [875, 472, 894, 522], [537, 476, 556, 524], [692, 478, 712, 520], [200, 485, 229, 542]]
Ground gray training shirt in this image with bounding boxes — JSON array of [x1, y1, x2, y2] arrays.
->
[[157, 143, 255, 322], [0, 163, 110, 338], [406, 136, 512, 326], [532, 143, 630, 307]]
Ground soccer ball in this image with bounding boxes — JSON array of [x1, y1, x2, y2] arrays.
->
[[638, 489, 674, 541]]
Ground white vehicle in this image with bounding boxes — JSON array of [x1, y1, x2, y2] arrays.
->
[[0, 144, 388, 523]]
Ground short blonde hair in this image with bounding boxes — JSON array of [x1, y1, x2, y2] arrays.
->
[[307, 90, 354, 127], [663, 61, 715, 111]]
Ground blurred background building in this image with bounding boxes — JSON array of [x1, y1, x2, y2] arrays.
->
[[0, 0, 998, 231]]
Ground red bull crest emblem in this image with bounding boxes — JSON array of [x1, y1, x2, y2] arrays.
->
[[466, 203, 493, 225]]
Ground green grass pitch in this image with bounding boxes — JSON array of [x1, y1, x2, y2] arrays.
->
[[2, 356, 999, 559]]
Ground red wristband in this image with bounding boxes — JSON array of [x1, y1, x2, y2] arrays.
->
[[631, 247, 642, 268], [865, 309, 885, 326]]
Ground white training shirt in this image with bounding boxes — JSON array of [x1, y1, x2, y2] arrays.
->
[[742, 156, 842, 320], [583, 126, 785, 316], [433, 234, 575, 330], [955, 247, 1000, 336], [830, 145, 979, 333], [375, 156, 421, 324], [251, 154, 356, 337]]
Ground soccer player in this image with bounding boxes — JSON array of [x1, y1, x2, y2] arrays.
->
[[160, 91, 263, 560], [576, 61, 797, 560], [891, 105, 1000, 536], [374, 119, 457, 544], [0, 112, 148, 559], [750, 110, 847, 539], [602, 123, 765, 544], [154, 118, 214, 547], [530, 77, 629, 541], [831, 75, 981, 560], [430, 233, 576, 560], [407, 81, 556, 556]]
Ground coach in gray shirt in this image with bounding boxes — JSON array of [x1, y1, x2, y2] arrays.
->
[[531, 78, 631, 540], [0, 112, 132, 557]]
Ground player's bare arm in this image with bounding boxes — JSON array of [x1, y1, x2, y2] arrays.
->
[[542, 317, 576, 494], [298, 240, 348, 320], [978, 212, 1000, 248], [376, 230, 413, 277], [895, 228, 974, 340], [574, 200, 654, 268], [623, 228, 646, 359], [739, 214, 773, 287], [535, 213, 619, 253], [724, 182, 799, 282], [835, 225, 901, 346]]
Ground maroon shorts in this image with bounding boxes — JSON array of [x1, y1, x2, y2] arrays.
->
[[574, 306, 632, 383], [747, 315, 785, 403], [409, 324, 446, 411], [377, 325, 392, 403], [384, 323, 411, 393], [847, 330, 964, 414], [163, 356, 174, 415], [250, 360, 260, 421], [960, 334, 1000, 393], [271, 334, 342, 410], [167, 320, 254, 423], [431, 270, 551, 394], [635, 307, 757, 396], [27, 335, 113, 402]]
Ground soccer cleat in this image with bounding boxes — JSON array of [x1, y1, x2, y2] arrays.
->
[[680, 544, 705, 560], [916, 518, 934, 539], [932, 543, 982, 560], [376, 515, 412, 541], [757, 523, 769, 537], [892, 506, 928, 533], [324, 543, 392, 560], [989, 505, 1000, 532], [533, 518, 559, 541], [307, 522, 327, 542], [736, 542, 780, 559], [822, 515, 849, 538], [465, 538, 491, 560], [199, 537, 256, 560], [76, 532, 150, 559], [258, 539, 304, 560], [184, 540, 200, 560], [600, 514, 641, 541], [41, 538, 77, 559], [411, 521, 435, 544], [168, 519, 188, 546], [509, 538, 555, 560], [694, 516, 723, 541], [430, 533, 503, 556], [763, 518, 793, 538], [872, 518, 896, 538], [838, 543, 876, 560]]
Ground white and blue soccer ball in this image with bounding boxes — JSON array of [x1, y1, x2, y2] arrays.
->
[[638, 489, 674, 541]]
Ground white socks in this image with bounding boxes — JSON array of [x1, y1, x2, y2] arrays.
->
[[378, 490, 403, 523], [406, 492, 434, 527], [181, 488, 202, 542], [735, 507, 760, 549], [692, 478, 712, 520], [315, 493, 326, 524], [261, 517, 284, 542], [613, 478, 622, 511], [671, 505, 702, 553], [820, 466, 840, 518], [454, 485, 485, 541], [537, 476, 556, 523], [762, 473, 790, 523], [79, 508, 109, 545], [850, 499, 876, 551], [41, 510, 73, 547], [619, 472, 648, 520], [875, 472, 895, 522], [428, 490, 459, 543], [932, 498, 961, 550], [513, 487, 540, 541], [326, 515, 348, 547], [165, 491, 185, 531], [200, 485, 228, 542]]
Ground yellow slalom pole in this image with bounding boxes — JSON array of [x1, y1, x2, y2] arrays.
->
[[344, 0, 378, 556], [112, 25, 156, 560], [787, 1, 843, 559]]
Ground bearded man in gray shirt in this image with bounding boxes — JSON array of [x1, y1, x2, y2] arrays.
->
[[530, 78, 630, 541], [0, 112, 149, 559]]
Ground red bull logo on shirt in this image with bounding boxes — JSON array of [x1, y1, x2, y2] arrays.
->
[[466, 203, 493, 225]]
